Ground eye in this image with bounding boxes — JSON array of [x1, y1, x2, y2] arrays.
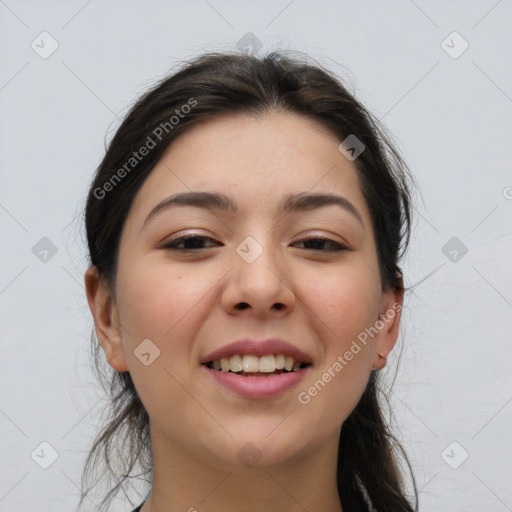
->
[[292, 237, 348, 252], [162, 235, 222, 251], [162, 235, 348, 253]]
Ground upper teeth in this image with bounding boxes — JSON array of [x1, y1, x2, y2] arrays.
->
[[209, 354, 302, 373]]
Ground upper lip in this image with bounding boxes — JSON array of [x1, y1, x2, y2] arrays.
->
[[201, 338, 313, 365]]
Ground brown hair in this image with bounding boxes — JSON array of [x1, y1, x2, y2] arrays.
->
[[80, 50, 418, 511]]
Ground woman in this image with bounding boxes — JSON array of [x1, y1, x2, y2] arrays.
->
[[80, 50, 418, 512]]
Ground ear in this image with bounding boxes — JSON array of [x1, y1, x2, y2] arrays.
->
[[371, 273, 404, 371], [84, 266, 129, 372]]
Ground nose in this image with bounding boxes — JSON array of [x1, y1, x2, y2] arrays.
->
[[221, 237, 295, 318]]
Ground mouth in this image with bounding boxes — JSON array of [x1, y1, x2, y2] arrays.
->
[[203, 354, 312, 377], [200, 338, 313, 398]]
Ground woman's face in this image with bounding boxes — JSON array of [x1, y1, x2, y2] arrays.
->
[[87, 110, 401, 470]]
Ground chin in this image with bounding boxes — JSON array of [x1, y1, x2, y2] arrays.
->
[[197, 423, 318, 471]]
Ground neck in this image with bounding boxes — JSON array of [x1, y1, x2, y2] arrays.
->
[[140, 423, 343, 512]]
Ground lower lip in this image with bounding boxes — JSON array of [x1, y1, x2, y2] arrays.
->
[[201, 365, 310, 399]]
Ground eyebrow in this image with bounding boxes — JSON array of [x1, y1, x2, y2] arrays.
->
[[142, 191, 364, 228]]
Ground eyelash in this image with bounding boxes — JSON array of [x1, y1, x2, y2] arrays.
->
[[162, 235, 348, 252]]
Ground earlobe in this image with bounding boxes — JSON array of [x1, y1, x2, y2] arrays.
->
[[84, 266, 129, 372]]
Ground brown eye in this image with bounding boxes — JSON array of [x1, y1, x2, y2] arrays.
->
[[162, 236, 222, 251], [293, 237, 348, 252]]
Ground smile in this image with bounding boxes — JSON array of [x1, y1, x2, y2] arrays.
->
[[202, 357, 311, 399], [204, 354, 311, 376]]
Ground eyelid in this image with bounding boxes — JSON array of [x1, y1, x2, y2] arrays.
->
[[294, 230, 351, 248], [160, 233, 220, 249], [159, 229, 214, 243]]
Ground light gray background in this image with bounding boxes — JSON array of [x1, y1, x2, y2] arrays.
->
[[1, 1, 511, 511]]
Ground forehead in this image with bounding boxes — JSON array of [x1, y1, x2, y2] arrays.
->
[[125, 111, 371, 230]]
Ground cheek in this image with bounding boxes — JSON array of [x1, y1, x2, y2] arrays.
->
[[116, 261, 214, 345], [295, 266, 379, 425], [297, 263, 381, 343], [114, 262, 214, 426]]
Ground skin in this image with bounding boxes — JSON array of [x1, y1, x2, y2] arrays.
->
[[85, 111, 403, 512]]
